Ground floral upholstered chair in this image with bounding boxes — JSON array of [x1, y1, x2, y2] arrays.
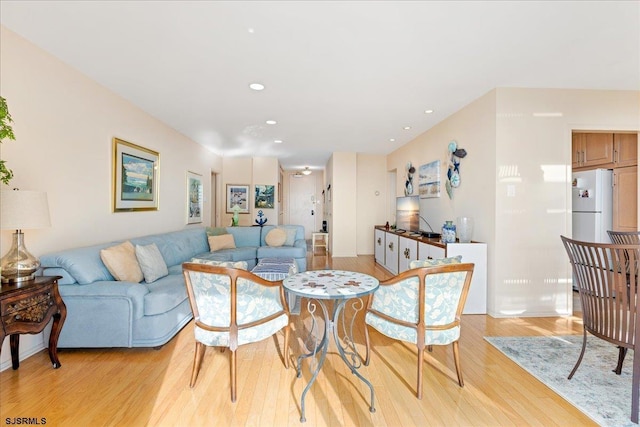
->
[[364, 257, 474, 399], [182, 260, 290, 402]]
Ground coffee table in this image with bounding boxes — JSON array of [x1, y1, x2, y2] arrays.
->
[[283, 270, 379, 422]]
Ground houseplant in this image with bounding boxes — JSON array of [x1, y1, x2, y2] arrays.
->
[[0, 96, 16, 185]]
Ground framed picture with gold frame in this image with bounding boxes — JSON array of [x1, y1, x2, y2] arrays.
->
[[186, 171, 203, 224], [113, 138, 159, 212]]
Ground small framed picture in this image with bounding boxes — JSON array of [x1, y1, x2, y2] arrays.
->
[[255, 185, 275, 208], [226, 184, 250, 213], [186, 171, 203, 224], [113, 138, 159, 212]]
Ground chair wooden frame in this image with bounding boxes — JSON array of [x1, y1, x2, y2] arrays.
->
[[561, 235, 640, 423], [363, 263, 474, 399], [182, 262, 290, 402], [607, 230, 640, 374]]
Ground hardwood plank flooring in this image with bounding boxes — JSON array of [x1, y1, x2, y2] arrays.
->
[[0, 252, 595, 426]]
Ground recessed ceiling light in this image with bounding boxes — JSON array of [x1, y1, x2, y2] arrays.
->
[[249, 83, 265, 91], [274, 139, 283, 144], [403, 126, 411, 130], [424, 109, 434, 114], [266, 120, 277, 125], [389, 138, 395, 142], [248, 28, 255, 34]]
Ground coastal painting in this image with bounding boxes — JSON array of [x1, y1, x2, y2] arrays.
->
[[113, 138, 159, 211]]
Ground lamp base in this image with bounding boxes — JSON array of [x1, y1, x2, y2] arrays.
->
[[0, 231, 40, 284]]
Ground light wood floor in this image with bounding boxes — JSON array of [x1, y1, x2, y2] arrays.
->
[[0, 251, 595, 426]]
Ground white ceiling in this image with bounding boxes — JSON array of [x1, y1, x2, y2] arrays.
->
[[1, 1, 638, 171]]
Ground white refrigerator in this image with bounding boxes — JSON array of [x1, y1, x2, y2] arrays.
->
[[572, 169, 613, 243]]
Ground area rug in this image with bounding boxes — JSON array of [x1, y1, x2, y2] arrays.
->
[[485, 335, 636, 427]]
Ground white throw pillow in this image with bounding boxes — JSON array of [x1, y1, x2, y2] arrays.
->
[[135, 243, 169, 283], [279, 227, 298, 246], [265, 228, 286, 247], [100, 241, 143, 283]]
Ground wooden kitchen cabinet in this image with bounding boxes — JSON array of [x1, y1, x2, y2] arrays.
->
[[573, 133, 614, 169], [613, 166, 638, 231], [613, 133, 638, 168]]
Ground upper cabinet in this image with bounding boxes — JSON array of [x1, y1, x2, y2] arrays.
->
[[572, 133, 613, 169], [573, 132, 638, 170], [614, 133, 638, 168]]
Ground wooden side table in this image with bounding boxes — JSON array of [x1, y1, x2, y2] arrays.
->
[[312, 232, 329, 253], [0, 276, 66, 369]]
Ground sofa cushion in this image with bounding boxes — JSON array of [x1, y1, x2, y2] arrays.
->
[[143, 274, 189, 316], [208, 234, 236, 251], [265, 228, 286, 247], [280, 227, 298, 246], [226, 226, 261, 248], [135, 243, 169, 283], [100, 241, 144, 283], [130, 228, 209, 268]]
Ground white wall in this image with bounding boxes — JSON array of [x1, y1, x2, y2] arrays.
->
[[387, 87, 639, 317], [328, 152, 358, 257], [0, 26, 222, 368]]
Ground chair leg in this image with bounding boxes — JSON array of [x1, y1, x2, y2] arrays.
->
[[364, 324, 371, 366], [230, 349, 237, 403], [452, 341, 464, 387], [568, 329, 588, 380], [614, 346, 628, 375], [189, 342, 206, 388], [283, 324, 290, 369], [417, 346, 424, 400]]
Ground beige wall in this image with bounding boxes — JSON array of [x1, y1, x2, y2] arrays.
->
[[356, 153, 388, 255], [0, 26, 223, 368], [387, 87, 639, 317], [0, 26, 222, 255], [328, 152, 358, 257]]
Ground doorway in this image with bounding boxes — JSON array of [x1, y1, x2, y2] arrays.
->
[[210, 171, 218, 226], [288, 174, 316, 240]]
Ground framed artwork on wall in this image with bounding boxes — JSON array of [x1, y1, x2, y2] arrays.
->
[[226, 184, 249, 213], [419, 160, 441, 199], [112, 137, 159, 212], [186, 171, 203, 224], [255, 185, 275, 208]]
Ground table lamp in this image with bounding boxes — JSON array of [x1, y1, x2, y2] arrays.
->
[[1, 189, 51, 284]]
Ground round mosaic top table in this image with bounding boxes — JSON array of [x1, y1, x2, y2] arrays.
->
[[283, 270, 379, 422]]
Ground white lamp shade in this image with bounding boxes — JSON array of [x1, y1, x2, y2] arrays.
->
[[1, 190, 51, 230]]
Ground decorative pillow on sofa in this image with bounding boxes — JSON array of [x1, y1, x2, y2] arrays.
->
[[278, 227, 298, 246], [265, 228, 287, 247], [135, 243, 169, 283], [100, 241, 143, 283], [208, 234, 236, 252], [409, 255, 462, 269], [190, 258, 248, 270]]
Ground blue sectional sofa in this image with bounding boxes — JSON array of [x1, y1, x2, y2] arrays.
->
[[39, 225, 306, 348]]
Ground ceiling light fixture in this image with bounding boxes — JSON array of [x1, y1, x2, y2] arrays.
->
[[274, 139, 283, 144], [249, 83, 265, 91], [302, 167, 312, 175], [403, 126, 411, 130], [389, 138, 395, 142], [266, 120, 277, 125], [424, 109, 434, 114]]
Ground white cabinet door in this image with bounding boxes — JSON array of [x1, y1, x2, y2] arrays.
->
[[384, 233, 399, 274], [418, 242, 446, 260], [398, 236, 418, 273], [374, 229, 386, 265]]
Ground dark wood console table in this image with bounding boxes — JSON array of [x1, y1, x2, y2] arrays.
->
[[0, 276, 66, 369]]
